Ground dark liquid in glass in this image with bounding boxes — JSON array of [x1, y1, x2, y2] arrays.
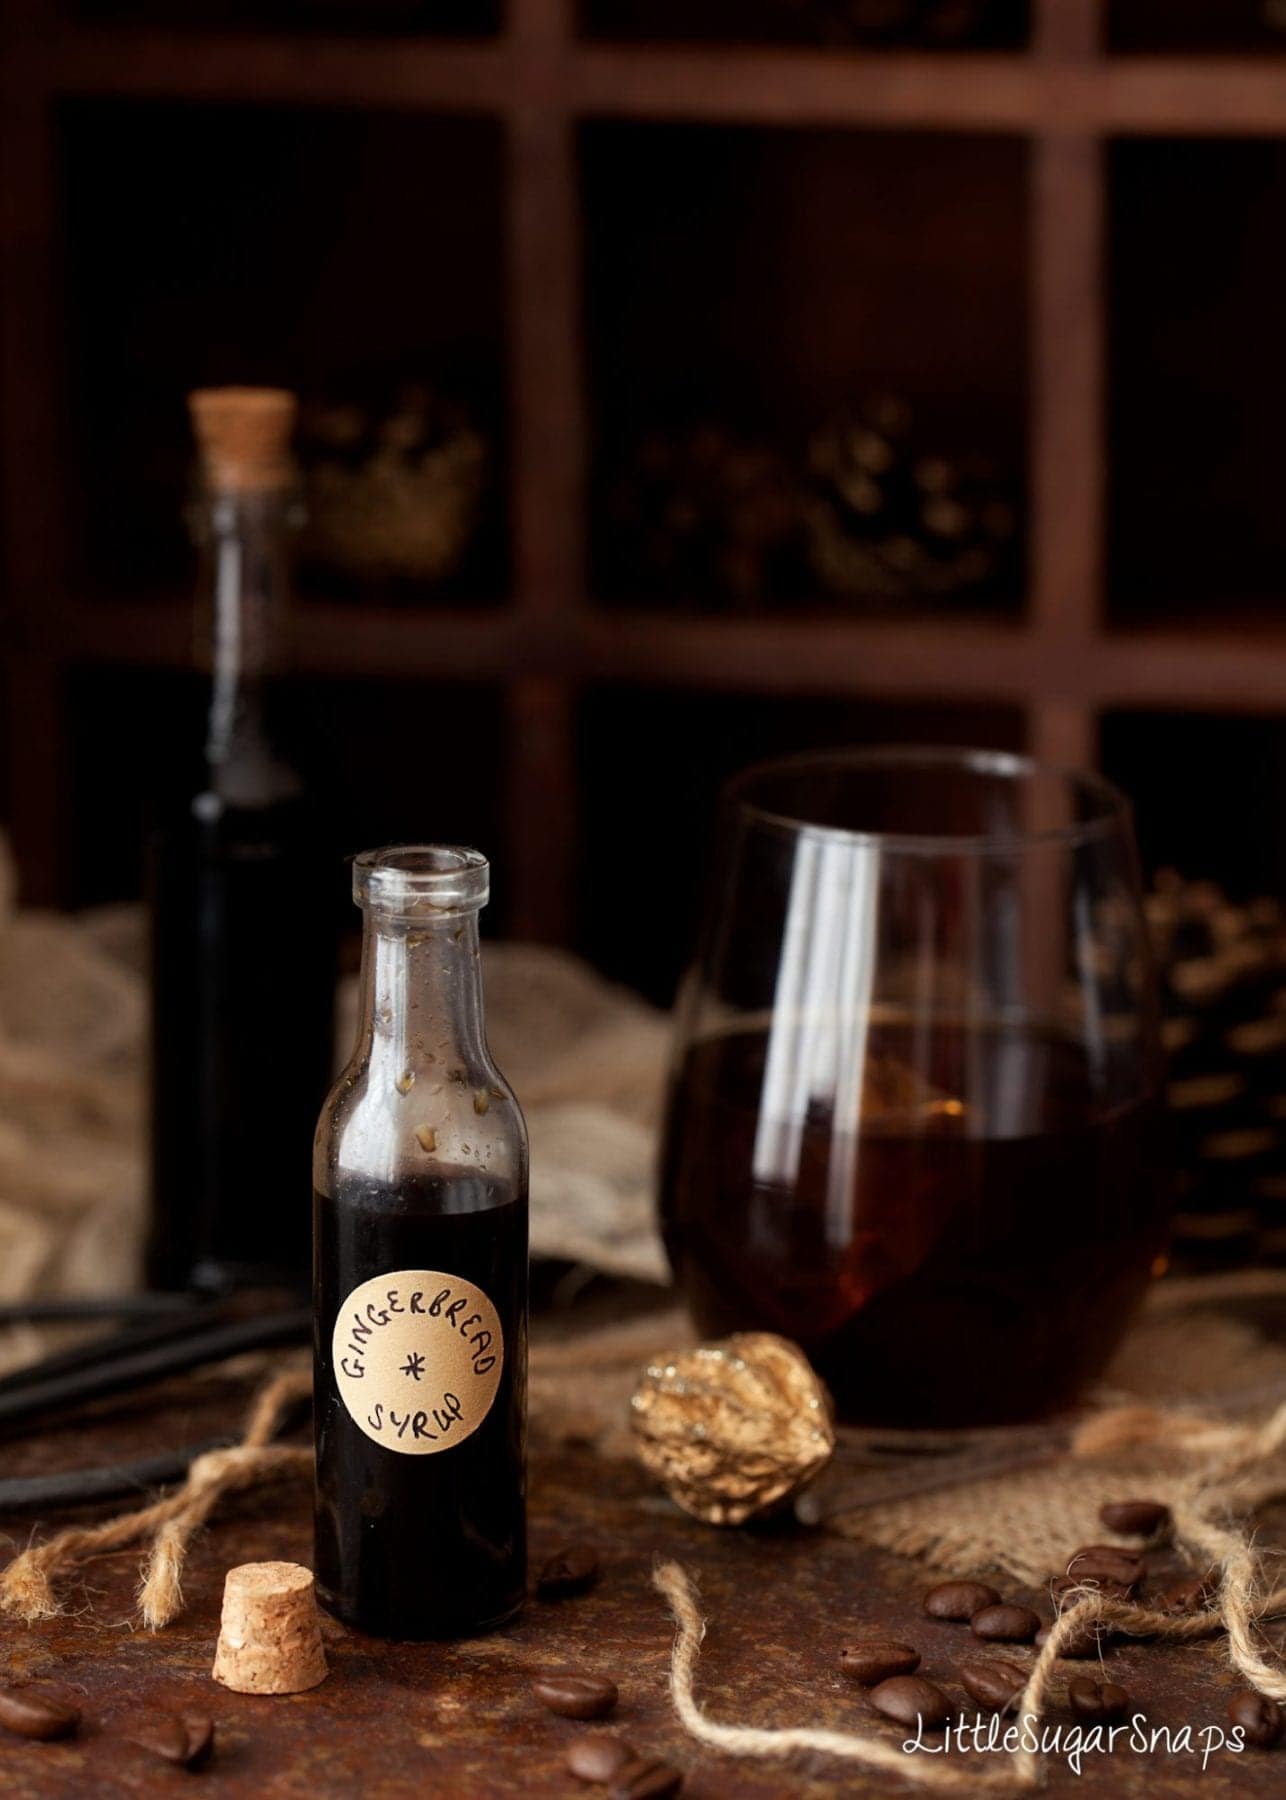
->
[[313, 1167, 527, 1639], [661, 1023, 1169, 1426]]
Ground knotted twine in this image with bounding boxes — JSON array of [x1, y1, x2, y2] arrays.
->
[[0, 1367, 311, 1630], [652, 1393, 1286, 1790]]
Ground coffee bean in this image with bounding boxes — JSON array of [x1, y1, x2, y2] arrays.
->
[[0, 1686, 80, 1742], [1036, 1619, 1109, 1658], [1068, 1678, 1130, 1724], [1064, 1548, 1144, 1590], [567, 1733, 636, 1783], [970, 1604, 1040, 1644], [533, 1672, 619, 1721], [124, 1710, 215, 1770], [1099, 1499, 1169, 1538], [1155, 1573, 1216, 1615], [1228, 1688, 1284, 1749], [838, 1641, 920, 1684], [958, 1659, 1028, 1713], [1051, 1572, 1133, 1606], [537, 1546, 602, 1601], [608, 1756, 683, 1798], [869, 1675, 952, 1730], [922, 1580, 1001, 1622]]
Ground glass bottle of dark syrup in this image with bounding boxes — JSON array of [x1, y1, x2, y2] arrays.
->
[[313, 846, 528, 1638], [147, 388, 336, 1293]]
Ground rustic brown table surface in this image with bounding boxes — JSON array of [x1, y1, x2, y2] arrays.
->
[[1, 1325, 1284, 1799]]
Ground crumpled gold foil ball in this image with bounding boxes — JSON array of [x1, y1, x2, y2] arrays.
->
[[629, 1331, 835, 1526]]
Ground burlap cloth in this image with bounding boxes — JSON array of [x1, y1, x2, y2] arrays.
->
[[0, 844, 666, 1377], [5, 835, 1286, 1591]]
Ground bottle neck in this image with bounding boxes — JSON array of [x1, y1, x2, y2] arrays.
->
[[196, 487, 299, 806], [356, 909, 489, 1079]]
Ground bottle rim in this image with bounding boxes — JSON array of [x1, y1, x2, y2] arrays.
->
[[353, 845, 489, 915]]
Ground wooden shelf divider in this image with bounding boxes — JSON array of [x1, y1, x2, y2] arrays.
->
[[36, 599, 1286, 716], [504, 0, 583, 937], [1027, 0, 1102, 768], [30, 25, 1286, 138]]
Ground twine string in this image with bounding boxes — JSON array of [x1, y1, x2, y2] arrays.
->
[[0, 1366, 311, 1631], [653, 1559, 1018, 1790]]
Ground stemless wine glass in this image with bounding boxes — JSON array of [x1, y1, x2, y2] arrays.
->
[[660, 747, 1170, 1427]]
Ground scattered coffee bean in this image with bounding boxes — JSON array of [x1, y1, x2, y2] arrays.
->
[[838, 1642, 920, 1685], [1099, 1499, 1169, 1538], [1036, 1619, 1108, 1658], [958, 1659, 1028, 1714], [923, 1580, 1001, 1622], [0, 1686, 80, 1742], [533, 1672, 619, 1721], [567, 1733, 636, 1783], [970, 1603, 1040, 1644], [608, 1756, 683, 1799], [1068, 1678, 1130, 1724], [1051, 1573, 1133, 1606], [124, 1710, 215, 1770], [537, 1546, 602, 1601], [1064, 1548, 1144, 1590], [1071, 1542, 1144, 1565], [1155, 1573, 1216, 1615], [1228, 1689, 1285, 1749], [870, 1675, 952, 1730]]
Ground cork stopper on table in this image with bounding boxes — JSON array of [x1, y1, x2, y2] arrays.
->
[[188, 387, 297, 494], [211, 1561, 328, 1695]]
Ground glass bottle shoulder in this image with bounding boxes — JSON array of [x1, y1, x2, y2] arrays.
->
[[315, 1047, 527, 1198]]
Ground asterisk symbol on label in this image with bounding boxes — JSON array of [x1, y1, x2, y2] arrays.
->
[[400, 1351, 426, 1381]]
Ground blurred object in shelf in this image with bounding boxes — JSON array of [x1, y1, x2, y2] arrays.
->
[[1148, 869, 1286, 1272], [603, 397, 1022, 615], [603, 422, 803, 612], [298, 381, 488, 593], [804, 395, 1021, 609]]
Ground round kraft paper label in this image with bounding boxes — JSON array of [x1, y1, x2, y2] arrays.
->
[[332, 1269, 504, 1456]]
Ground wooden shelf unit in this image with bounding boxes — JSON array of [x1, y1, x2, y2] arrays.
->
[[4, 0, 1286, 942]]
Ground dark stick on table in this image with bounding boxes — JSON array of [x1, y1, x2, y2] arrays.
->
[[0, 1439, 233, 1513], [0, 1293, 202, 1327], [0, 1293, 204, 1327], [0, 1300, 235, 1400], [0, 1306, 311, 1437]]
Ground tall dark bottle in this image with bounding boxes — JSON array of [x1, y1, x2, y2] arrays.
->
[[313, 846, 528, 1639], [147, 387, 336, 1293]]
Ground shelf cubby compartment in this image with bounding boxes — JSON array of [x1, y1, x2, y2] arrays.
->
[[1108, 3, 1286, 55], [1102, 710, 1286, 901], [1109, 135, 1286, 628], [581, 121, 1029, 622], [67, 1, 502, 37], [578, 0, 1028, 50], [58, 99, 508, 609]]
